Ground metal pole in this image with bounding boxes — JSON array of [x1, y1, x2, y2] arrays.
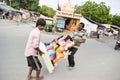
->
[[9, 0, 11, 6]]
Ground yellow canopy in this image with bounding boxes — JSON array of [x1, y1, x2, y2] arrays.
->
[[106, 26, 111, 28]]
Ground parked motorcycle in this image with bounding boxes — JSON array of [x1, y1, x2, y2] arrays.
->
[[114, 39, 120, 50]]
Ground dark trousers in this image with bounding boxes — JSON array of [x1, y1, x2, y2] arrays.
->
[[97, 34, 99, 39], [68, 47, 78, 67]]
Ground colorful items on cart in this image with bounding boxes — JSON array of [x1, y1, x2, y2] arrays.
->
[[44, 35, 74, 66]]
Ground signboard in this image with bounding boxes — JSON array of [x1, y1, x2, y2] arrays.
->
[[56, 11, 81, 19], [56, 18, 65, 28]]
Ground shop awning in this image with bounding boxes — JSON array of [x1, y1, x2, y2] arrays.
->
[[0, 3, 18, 13]]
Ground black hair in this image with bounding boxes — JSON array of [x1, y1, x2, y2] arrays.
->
[[36, 18, 46, 27], [79, 22, 85, 28]]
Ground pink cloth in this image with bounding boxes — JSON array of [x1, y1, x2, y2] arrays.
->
[[24, 27, 41, 57]]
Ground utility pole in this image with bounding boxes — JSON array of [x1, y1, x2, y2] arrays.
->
[[9, 0, 12, 6]]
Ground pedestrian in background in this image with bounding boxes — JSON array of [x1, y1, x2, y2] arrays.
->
[[24, 18, 46, 80], [96, 26, 101, 39], [117, 29, 120, 39]]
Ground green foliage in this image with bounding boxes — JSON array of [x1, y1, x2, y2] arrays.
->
[[6, 0, 40, 12], [40, 5, 56, 18], [74, 5, 81, 14], [75, 1, 112, 24], [112, 14, 120, 27]]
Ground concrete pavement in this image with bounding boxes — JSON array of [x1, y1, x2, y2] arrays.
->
[[0, 19, 120, 80]]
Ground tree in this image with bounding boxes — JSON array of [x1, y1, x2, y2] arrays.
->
[[112, 14, 120, 27], [40, 5, 56, 18], [6, 0, 40, 12], [75, 1, 112, 24], [6, 0, 55, 17], [6, 0, 20, 9]]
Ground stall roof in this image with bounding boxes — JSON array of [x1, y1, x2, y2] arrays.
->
[[84, 17, 105, 27], [110, 25, 120, 30], [30, 11, 40, 15], [0, 3, 18, 12]]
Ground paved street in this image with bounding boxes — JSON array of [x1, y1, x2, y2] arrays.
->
[[0, 19, 120, 80]]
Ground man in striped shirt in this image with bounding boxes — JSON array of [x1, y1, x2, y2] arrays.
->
[[68, 22, 87, 70]]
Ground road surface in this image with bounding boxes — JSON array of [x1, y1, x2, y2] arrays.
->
[[0, 19, 120, 80]]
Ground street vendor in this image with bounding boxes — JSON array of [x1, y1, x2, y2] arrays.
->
[[67, 22, 87, 70]]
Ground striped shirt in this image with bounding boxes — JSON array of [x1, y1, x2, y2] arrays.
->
[[72, 29, 87, 47]]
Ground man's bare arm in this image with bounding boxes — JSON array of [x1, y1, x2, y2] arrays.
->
[[35, 47, 44, 56]]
